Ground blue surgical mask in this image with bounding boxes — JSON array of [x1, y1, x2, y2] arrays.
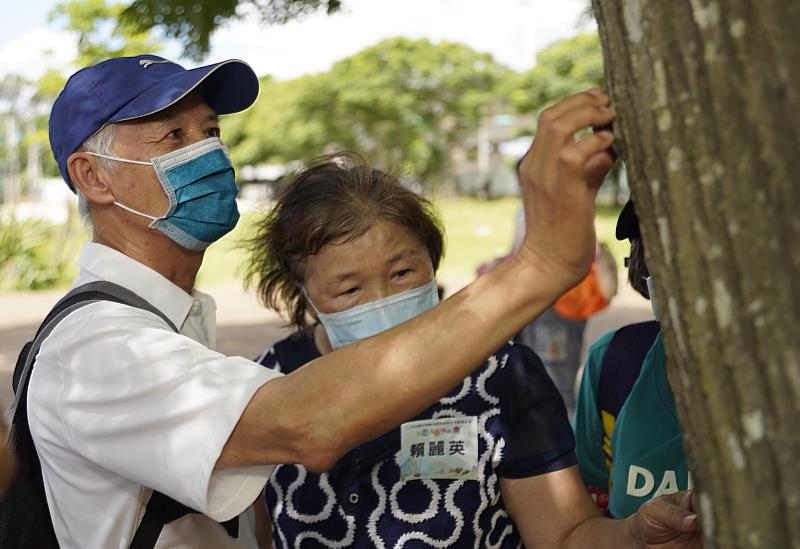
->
[[307, 280, 440, 350], [645, 276, 659, 319], [88, 137, 240, 251]]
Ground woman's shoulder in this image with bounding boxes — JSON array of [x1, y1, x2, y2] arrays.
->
[[486, 341, 577, 478], [491, 340, 546, 377], [483, 340, 529, 365], [477, 341, 562, 401], [459, 341, 529, 387], [255, 330, 320, 374]]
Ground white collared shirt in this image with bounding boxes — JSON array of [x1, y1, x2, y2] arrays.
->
[[27, 242, 282, 549]]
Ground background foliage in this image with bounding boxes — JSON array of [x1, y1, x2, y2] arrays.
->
[[223, 37, 514, 187], [3, 0, 605, 191], [0, 214, 83, 290], [509, 33, 605, 114], [122, 0, 343, 60], [1, 0, 613, 291]]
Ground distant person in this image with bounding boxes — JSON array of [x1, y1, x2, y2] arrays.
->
[[246, 155, 700, 548], [515, 242, 617, 418], [574, 200, 691, 518], [478, 177, 617, 418], [3, 52, 700, 548]]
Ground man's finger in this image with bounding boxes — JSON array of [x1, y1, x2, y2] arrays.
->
[[519, 91, 614, 183], [540, 104, 616, 148], [570, 131, 615, 164], [523, 105, 615, 191], [555, 131, 615, 185], [584, 150, 617, 191], [537, 88, 610, 126]]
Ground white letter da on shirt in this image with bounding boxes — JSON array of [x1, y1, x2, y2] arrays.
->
[[626, 465, 693, 498]]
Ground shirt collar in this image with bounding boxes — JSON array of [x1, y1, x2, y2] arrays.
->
[[75, 242, 205, 329]]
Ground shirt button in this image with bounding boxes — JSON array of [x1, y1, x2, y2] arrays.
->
[[348, 493, 359, 504]]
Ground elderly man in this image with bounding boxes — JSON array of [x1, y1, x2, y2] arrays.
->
[[12, 55, 701, 548]]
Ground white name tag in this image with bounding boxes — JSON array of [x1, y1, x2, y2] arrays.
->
[[398, 416, 479, 481]]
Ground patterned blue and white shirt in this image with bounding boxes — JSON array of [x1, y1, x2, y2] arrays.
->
[[256, 331, 576, 548]]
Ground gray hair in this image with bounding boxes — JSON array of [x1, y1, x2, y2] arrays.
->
[[76, 123, 118, 225]]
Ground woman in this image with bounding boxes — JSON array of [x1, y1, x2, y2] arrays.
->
[[574, 200, 690, 518], [245, 154, 698, 548]]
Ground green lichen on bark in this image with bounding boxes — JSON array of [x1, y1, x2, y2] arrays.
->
[[593, 1, 800, 547]]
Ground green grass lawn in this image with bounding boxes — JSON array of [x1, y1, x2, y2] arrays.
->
[[197, 198, 627, 288], [3, 198, 625, 291]]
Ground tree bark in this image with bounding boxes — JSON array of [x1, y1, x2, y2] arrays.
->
[[592, 1, 800, 548]]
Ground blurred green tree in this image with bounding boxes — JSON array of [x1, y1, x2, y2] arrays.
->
[[121, 0, 343, 61], [507, 32, 624, 203], [223, 37, 512, 188], [509, 32, 604, 115], [3, 0, 165, 186], [51, 0, 163, 66], [0, 72, 67, 201], [27, 69, 69, 178], [221, 74, 332, 167], [0, 0, 155, 199]]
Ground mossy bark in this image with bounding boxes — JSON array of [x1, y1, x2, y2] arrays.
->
[[592, 1, 800, 547]]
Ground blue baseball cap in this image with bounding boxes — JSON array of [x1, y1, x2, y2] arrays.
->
[[49, 54, 259, 192]]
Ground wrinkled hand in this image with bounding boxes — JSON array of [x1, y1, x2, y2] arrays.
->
[[628, 491, 703, 548], [516, 88, 616, 294]]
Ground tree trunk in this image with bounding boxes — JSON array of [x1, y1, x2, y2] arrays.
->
[[592, 1, 800, 548]]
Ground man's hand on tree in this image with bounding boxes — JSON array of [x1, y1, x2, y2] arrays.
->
[[515, 88, 616, 296]]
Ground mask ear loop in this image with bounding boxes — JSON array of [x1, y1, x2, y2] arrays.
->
[[85, 153, 168, 225], [85, 152, 152, 165], [112, 201, 164, 223], [301, 287, 322, 316]]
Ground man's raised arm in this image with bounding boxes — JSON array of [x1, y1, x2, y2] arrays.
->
[[219, 88, 617, 471]]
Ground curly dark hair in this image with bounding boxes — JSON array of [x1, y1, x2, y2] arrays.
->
[[243, 152, 445, 331]]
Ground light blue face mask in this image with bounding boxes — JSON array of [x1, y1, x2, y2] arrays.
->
[[307, 279, 440, 350], [88, 137, 240, 251], [645, 275, 659, 319]]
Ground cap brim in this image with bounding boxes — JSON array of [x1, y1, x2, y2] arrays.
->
[[109, 59, 258, 123], [615, 200, 640, 240]]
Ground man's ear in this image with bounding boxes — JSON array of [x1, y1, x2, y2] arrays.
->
[[67, 152, 115, 205]]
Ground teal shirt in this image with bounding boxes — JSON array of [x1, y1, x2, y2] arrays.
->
[[574, 330, 691, 518]]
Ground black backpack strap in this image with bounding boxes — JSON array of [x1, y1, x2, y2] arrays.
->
[[597, 321, 660, 418], [3, 281, 180, 549], [597, 321, 660, 469], [8, 281, 238, 549], [10, 281, 178, 405], [0, 297, 103, 549], [129, 492, 239, 549]]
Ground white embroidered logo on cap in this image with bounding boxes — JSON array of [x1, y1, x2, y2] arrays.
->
[[139, 59, 171, 68]]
